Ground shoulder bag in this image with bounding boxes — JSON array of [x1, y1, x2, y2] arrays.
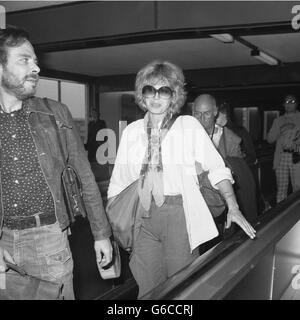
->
[[106, 180, 140, 253], [197, 170, 227, 218], [43, 98, 87, 224]]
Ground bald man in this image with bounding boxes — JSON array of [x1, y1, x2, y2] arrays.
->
[[193, 94, 258, 224], [193, 94, 217, 135], [193, 94, 242, 158]]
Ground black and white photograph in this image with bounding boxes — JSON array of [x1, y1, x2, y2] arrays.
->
[[0, 0, 300, 306]]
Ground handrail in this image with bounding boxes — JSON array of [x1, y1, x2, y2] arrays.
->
[[95, 277, 138, 300], [140, 190, 300, 300]]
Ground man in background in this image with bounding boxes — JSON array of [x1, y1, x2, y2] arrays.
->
[[193, 94, 257, 224], [217, 101, 270, 214], [267, 94, 300, 203]]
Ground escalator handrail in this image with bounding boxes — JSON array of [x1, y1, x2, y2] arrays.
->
[[140, 190, 300, 300]]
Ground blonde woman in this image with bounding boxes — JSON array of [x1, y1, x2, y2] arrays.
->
[[107, 60, 256, 298]]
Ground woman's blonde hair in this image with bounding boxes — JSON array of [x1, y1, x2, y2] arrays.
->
[[135, 60, 186, 114]]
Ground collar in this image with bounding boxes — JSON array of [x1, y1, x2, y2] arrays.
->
[[0, 97, 53, 115], [26, 97, 54, 116], [0, 100, 29, 115], [214, 124, 222, 133], [209, 124, 222, 138], [143, 111, 163, 131]]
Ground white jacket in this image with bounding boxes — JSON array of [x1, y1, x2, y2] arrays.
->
[[108, 115, 233, 251]]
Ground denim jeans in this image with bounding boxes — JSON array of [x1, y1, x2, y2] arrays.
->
[[0, 222, 74, 300]]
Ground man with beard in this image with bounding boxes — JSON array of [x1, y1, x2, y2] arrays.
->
[[267, 94, 300, 203], [0, 28, 112, 299]]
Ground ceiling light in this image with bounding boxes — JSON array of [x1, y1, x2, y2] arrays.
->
[[251, 49, 279, 66], [210, 33, 234, 43]]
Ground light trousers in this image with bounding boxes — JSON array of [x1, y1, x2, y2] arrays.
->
[[276, 153, 299, 203], [129, 195, 199, 299]]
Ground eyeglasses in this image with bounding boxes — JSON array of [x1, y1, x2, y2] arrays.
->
[[193, 111, 214, 118], [142, 85, 173, 100]]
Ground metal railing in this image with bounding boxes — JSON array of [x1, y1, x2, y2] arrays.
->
[[140, 190, 300, 300]]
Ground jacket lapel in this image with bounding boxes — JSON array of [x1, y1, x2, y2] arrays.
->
[[218, 133, 226, 158], [27, 97, 54, 115]]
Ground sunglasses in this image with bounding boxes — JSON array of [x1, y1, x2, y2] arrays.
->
[[142, 85, 173, 100], [285, 99, 296, 104]]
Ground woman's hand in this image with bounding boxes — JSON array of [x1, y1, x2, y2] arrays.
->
[[225, 206, 256, 239], [215, 179, 256, 239]]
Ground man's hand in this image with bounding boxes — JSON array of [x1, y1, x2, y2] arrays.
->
[[0, 246, 15, 273], [225, 207, 256, 239], [94, 238, 113, 268]]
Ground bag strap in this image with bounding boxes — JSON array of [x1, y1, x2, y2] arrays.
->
[[43, 98, 77, 223], [43, 98, 83, 186], [42, 98, 68, 167]]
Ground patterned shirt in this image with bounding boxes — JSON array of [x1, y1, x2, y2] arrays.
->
[[0, 102, 55, 219]]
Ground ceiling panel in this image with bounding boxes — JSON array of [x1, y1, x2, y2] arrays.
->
[[157, 1, 298, 29], [5, 1, 299, 77], [42, 37, 263, 77], [244, 33, 300, 63]]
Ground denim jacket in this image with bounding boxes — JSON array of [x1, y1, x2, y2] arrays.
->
[[0, 97, 111, 241]]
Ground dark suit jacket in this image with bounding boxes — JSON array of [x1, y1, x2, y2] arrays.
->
[[217, 127, 243, 158], [217, 127, 258, 223]]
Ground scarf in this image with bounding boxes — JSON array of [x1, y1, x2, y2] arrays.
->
[[138, 111, 175, 211]]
